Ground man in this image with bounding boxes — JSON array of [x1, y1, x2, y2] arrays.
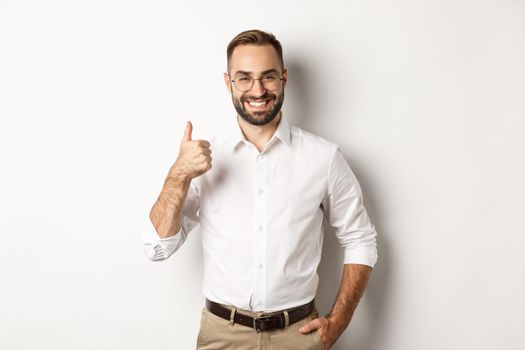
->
[[143, 29, 378, 350]]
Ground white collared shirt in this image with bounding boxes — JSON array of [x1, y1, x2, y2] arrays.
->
[[142, 116, 377, 312]]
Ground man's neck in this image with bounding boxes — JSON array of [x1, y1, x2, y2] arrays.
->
[[237, 112, 282, 153]]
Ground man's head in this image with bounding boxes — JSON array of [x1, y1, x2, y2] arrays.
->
[[224, 30, 288, 126]]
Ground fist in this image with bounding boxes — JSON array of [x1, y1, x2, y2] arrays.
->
[[172, 121, 212, 178]]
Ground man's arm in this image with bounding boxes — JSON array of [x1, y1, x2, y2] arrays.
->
[[299, 263, 372, 349], [150, 171, 192, 239], [302, 144, 378, 349], [150, 120, 211, 239]]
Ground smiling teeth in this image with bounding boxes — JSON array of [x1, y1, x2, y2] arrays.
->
[[248, 101, 266, 106]]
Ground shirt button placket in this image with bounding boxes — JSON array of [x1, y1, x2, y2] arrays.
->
[[253, 152, 267, 310]]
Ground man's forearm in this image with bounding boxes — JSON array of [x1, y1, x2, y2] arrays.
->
[[299, 263, 373, 348], [327, 263, 373, 329], [149, 169, 192, 239], [149, 122, 212, 239]]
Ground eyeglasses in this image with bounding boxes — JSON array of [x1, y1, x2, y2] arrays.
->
[[230, 73, 284, 92]]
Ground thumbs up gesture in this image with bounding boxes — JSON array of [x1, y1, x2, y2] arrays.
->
[[172, 121, 212, 179]]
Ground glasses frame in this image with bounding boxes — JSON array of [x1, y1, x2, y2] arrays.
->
[[229, 73, 284, 92]]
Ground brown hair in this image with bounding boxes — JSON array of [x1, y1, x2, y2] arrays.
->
[[226, 29, 284, 72]]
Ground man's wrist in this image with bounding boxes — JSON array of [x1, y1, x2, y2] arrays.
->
[[326, 312, 352, 331], [167, 165, 193, 183]]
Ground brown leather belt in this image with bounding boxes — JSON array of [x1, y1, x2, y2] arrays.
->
[[205, 298, 315, 332]]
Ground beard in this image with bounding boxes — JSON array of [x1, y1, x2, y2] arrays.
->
[[232, 91, 285, 126]]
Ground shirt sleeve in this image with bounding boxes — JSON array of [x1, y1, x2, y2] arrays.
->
[[142, 179, 200, 261], [322, 145, 378, 267]]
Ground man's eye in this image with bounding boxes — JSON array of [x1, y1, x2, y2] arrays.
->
[[262, 75, 277, 81], [237, 77, 251, 82]]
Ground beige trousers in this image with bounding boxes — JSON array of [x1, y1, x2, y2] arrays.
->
[[196, 303, 324, 350]]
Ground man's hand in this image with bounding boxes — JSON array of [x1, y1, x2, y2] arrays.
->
[[299, 315, 345, 350], [299, 264, 373, 349], [171, 121, 212, 178]]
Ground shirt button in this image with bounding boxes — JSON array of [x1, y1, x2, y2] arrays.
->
[[257, 189, 264, 195], [258, 264, 263, 269], [257, 300, 263, 306], [258, 225, 263, 231]]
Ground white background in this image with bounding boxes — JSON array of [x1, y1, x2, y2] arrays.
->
[[1, 0, 524, 349]]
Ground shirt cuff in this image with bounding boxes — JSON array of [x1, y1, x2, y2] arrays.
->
[[142, 217, 184, 261], [343, 247, 378, 268]]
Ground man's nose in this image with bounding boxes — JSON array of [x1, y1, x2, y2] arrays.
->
[[250, 79, 266, 96]]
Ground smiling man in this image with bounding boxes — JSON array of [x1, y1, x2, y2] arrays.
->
[[143, 29, 378, 350], [228, 44, 285, 127]]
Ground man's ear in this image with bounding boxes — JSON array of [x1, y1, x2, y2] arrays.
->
[[282, 68, 288, 87], [224, 72, 232, 92]]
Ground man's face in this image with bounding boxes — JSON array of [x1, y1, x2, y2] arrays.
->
[[224, 44, 288, 126]]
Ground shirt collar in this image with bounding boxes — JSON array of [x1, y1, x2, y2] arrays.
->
[[227, 114, 291, 151]]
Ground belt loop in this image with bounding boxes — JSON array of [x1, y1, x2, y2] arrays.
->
[[283, 310, 289, 328], [229, 307, 237, 327]]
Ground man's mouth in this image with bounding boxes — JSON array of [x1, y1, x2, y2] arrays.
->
[[244, 99, 271, 111]]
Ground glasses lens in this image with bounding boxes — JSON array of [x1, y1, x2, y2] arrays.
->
[[261, 74, 280, 91], [234, 76, 253, 92]]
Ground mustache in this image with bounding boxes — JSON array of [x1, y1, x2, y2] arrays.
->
[[241, 92, 276, 102]]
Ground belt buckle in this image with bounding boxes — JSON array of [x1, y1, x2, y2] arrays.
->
[[253, 315, 273, 332]]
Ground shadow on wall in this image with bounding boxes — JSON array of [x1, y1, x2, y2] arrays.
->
[[286, 58, 392, 350]]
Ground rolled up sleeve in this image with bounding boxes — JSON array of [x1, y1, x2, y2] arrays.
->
[[142, 180, 200, 261], [322, 145, 378, 267]]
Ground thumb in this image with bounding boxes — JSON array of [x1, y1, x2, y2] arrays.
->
[[299, 318, 322, 333], [182, 121, 193, 142]]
